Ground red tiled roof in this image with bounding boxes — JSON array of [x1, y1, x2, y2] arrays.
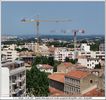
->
[[41, 64, 53, 69], [58, 62, 73, 68], [83, 88, 105, 97], [49, 47, 56, 52], [65, 70, 90, 79], [48, 73, 65, 83], [49, 87, 64, 96]]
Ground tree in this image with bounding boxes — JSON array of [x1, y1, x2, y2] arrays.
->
[[69, 59, 78, 64], [26, 65, 49, 96], [48, 56, 54, 66], [94, 63, 101, 69], [15, 48, 21, 52], [65, 57, 70, 62], [21, 47, 28, 51]]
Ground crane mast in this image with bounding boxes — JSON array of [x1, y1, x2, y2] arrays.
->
[[21, 15, 71, 56]]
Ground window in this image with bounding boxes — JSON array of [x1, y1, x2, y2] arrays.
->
[[90, 80, 93, 84]]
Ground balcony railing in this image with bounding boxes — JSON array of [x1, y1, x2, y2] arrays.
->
[[10, 66, 26, 76]]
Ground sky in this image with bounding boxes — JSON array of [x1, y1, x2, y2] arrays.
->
[[1, 1, 105, 36]]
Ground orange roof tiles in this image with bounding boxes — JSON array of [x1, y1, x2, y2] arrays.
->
[[65, 70, 90, 79], [58, 62, 73, 68], [41, 64, 53, 69], [83, 88, 105, 97], [49, 87, 64, 96], [49, 47, 56, 52], [48, 73, 65, 83]]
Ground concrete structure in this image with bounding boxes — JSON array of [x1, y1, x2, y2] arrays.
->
[[54, 47, 74, 62], [78, 51, 105, 60], [64, 70, 98, 95], [1, 60, 26, 97], [39, 44, 49, 56], [1, 44, 19, 61], [78, 56, 100, 69], [37, 64, 53, 73], [1, 67, 9, 97], [80, 43, 90, 52]]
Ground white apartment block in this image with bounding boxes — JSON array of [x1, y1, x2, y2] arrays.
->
[[24, 42, 35, 51], [1, 60, 26, 97], [79, 43, 105, 60], [80, 43, 90, 52], [78, 51, 105, 60], [1, 44, 19, 61], [78, 57, 100, 69], [54, 47, 74, 62]]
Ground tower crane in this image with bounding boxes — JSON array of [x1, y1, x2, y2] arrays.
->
[[71, 29, 85, 59], [50, 29, 85, 59], [21, 15, 71, 56]]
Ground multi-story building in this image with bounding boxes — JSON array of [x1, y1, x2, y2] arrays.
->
[[1, 44, 19, 61], [39, 44, 49, 56], [78, 51, 105, 60], [54, 47, 74, 62], [78, 56, 100, 69], [80, 43, 90, 52], [36, 64, 53, 73], [64, 70, 98, 95], [1, 60, 26, 97]]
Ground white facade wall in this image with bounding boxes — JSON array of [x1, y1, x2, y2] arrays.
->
[[78, 58, 100, 69], [1, 67, 9, 97], [80, 44, 90, 52], [40, 69, 53, 73], [1, 61, 26, 97], [54, 48, 74, 62], [78, 51, 105, 60], [1, 44, 19, 61], [2, 49, 19, 61]]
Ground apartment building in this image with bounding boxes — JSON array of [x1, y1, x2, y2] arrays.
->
[[78, 43, 105, 60], [54, 47, 74, 62], [64, 70, 98, 95], [36, 64, 53, 73], [1, 60, 26, 97], [78, 56, 100, 69], [1, 44, 19, 61], [80, 43, 90, 52]]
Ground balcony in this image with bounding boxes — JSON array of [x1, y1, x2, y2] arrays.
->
[[10, 66, 26, 76], [11, 88, 19, 94]]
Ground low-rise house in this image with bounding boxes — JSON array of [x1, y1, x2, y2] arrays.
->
[[37, 64, 53, 73], [57, 62, 75, 73]]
